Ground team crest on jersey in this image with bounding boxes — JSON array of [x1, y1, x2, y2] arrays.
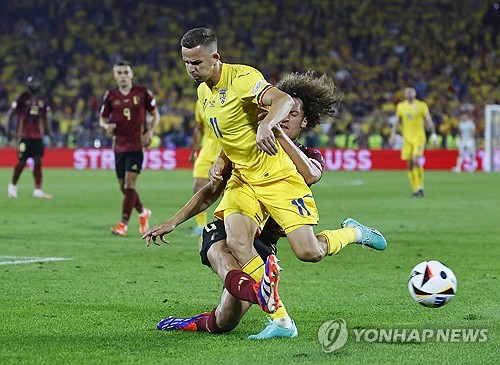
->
[[218, 88, 227, 105], [133, 96, 140, 105]]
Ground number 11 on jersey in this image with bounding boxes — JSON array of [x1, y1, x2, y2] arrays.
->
[[209, 117, 223, 138]]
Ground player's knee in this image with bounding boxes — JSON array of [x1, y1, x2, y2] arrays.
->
[[225, 236, 251, 258], [207, 245, 225, 278], [206, 246, 218, 266]]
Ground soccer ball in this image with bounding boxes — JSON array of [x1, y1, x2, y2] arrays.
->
[[408, 260, 457, 308]]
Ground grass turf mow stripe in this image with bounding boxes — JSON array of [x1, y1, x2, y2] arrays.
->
[[0, 256, 72, 265]]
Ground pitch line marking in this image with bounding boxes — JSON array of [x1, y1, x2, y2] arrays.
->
[[0, 256, 72, 265]]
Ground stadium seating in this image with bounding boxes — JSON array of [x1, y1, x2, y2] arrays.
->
[[0, 1, 498, 148]]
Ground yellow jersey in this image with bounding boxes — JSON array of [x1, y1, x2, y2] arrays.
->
[[197, 63, 297, 185], [395, 100, 430, 143], [196, 99, 220, 160]]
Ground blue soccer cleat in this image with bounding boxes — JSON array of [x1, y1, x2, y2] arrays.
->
[[248, 318, 298, 340], [341, 217, 387, 251], [157, 312, 209, 331]]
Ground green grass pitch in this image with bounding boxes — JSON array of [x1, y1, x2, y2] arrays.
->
[[0, 168, 498, 364]]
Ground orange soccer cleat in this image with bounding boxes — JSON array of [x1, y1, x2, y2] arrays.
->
[[111, 222, 128, 236], [138, 208, 152, 235]]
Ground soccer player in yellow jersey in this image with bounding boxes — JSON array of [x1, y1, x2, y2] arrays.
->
[[390, 87, 438, 197], [145, 70, 337, 339], [179, 28, 387, 317], [187, 100, 221, 236]]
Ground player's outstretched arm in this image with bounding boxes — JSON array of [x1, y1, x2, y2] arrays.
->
[[142, 179, 226, 246]]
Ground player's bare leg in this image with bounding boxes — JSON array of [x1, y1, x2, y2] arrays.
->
[[32, 157, 52, 199], [112, 172, 140, 236], [157, 241, 251, 333], [286, 222, 386, 262]]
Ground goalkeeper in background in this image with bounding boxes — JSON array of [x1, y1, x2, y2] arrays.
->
[[390, 86, 437, 197]]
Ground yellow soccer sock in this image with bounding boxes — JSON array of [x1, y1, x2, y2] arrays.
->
[[416, 166, 424, 190], [241, 255, 290, 321], [242, 255, 265, 280], [195, 211, 207, 228], [270, 301, 289, 321], [407, 170, 418, 192], [317, 228, 357, 256]]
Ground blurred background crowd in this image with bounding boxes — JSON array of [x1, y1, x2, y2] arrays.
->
[[0, 0, 499, 149]]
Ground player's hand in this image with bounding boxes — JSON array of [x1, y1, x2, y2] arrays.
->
[[208, 157, 225, 184], [256, 122, 278, 155], [272, 122, 285, 139], [430, 133, 438, 148], [189, 149, 198, 165], [142, 221, 176, 247], [142, 131, 153, 148], [105, 123, 117, 134]]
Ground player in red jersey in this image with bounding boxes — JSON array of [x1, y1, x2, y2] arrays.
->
[[143, 71, 373, 339], [99, 60, 160, 236], [6, 75, 55, 199]]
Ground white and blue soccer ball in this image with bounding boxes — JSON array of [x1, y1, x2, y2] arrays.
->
[[408, 260, 457, 308]]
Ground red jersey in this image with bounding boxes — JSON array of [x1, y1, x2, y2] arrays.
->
[[100, 86, 157, 153], [12, 91, 51, 139]]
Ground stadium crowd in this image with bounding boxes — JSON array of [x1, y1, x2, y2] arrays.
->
[[0, 0, 499, 149]]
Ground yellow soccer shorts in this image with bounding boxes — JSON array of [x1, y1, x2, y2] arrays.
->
[[401, 138, 425, 161], [214, 172, 319, 233], [193, 147, 218, 179]]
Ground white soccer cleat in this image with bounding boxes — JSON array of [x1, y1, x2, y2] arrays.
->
[[33, 189, 53, 200], [7, 183, 18, 199]]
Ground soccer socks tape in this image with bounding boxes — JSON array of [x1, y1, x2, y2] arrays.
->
[[317, 228, 356, 256]]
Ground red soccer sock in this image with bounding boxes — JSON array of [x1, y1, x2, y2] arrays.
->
[[134, 190, 144, 213], [33, 164, 42, 188], [12, 163, 25, 185], [224, 270, 258, 304], [121, 188, 137, 224], [195, 307, 226, 334]]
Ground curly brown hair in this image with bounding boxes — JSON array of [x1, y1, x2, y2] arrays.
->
[[276, 70, 341, 129]]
